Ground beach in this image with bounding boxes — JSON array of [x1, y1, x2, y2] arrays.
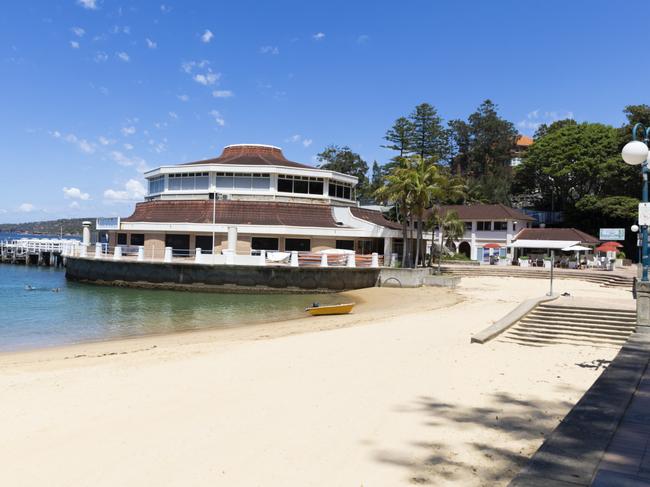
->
[[0, 276, 631, 486]]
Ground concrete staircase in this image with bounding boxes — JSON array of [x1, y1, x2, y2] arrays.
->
[[442, 265, 634, 289], [498, 303, 637, 348]]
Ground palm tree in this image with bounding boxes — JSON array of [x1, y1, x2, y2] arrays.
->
[[430, 209, 465, 274]]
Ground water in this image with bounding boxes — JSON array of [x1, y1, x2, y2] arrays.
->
[[0, 243, 342, 352]]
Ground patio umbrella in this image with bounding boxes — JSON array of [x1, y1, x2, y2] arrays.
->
[[561, 244, 591, 251], [483, 243, 501, 249], [595, 243, 619, 252]]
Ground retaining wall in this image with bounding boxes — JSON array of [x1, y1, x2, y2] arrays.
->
[[65, 257, 380, 293]]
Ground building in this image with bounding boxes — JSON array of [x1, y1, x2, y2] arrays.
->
[[510, 134, 533, 168], [432, 204, 536, 262], [99, 144, 403, 263], [509, 227, 599, 258]]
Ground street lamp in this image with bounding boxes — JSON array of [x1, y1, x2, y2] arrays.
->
[[622, 124, 650, 281]]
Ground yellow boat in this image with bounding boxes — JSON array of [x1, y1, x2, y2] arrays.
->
[[305, 302, 355, 316]]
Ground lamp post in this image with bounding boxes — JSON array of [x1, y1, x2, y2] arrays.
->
[[622, 124, 650, 282]]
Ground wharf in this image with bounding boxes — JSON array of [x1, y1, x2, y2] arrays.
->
[[0, 238, 80, 267]]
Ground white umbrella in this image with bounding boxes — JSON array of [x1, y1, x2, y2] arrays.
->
[[561, 244, 591, 251]]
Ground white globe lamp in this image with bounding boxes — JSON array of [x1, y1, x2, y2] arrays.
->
[[632, 224, 640, 233], [622, 140, 649, 165]]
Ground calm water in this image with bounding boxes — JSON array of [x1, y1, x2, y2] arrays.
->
[[0, 243, 342, 351]]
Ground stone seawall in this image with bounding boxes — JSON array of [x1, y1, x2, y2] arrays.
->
[[65, 257, 380, 293]]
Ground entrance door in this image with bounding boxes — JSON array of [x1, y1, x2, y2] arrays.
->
[[165, 234, 190, 256], [459, 241, 471, 259]]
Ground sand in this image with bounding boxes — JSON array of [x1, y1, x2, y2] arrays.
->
[[0, 277, 632, 486]]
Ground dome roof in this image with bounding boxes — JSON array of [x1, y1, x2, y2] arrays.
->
[[183, 144, 313, 169]]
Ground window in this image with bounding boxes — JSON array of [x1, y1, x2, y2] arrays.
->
[[465, 222, 472, 231], [336, 240, 354, 250], [477, 221, 492, 231], [165, 234, 190, 256], [277, 177, 293, 193], [195, 235, 214, 253], [251, 237, 279, 251], [328, 181, 354, 200], [493, 221, 507, 231], [130, 234, 144, 246], [148, 176, 165, 194], [215, 172, 270, 191], [285, 238, 311, 252], [117, 233, 127, 245], [168, 172, 209, 191], [277, 175, 324, 195]]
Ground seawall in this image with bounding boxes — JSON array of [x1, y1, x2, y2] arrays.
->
[[65, 257, 380, 293]]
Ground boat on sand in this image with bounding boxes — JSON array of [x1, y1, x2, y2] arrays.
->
[[305, 303, 355, 316]]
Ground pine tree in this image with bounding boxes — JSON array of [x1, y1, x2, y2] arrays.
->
[[409, 103, 451, 163]]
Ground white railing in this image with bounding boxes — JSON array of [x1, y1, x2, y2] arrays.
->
[[0, 238, 82, 256]]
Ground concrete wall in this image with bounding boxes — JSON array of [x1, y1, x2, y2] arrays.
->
[[66, 257, 380, 293], [378, 268, 433, 287], [144, 233, 165, 259], [312, 238, 336, 252]]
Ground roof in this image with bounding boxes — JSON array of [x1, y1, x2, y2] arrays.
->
[[435, 204, 535, 222], [350, 207, 402, 230], [123, 200, 341, 227], [513, 228, 599, 244], [182, 144, 313, 169], [515, 135, 534, 147]]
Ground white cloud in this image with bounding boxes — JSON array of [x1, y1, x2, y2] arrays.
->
[[71, 27, 85, 37], [312, 32, 325, 41], [77, 0, 97, 10], [103, 179, 146, 201], [517, 109, 575, 133], [168, 111, 178, 119], [94, 51, 108, 63], [285, 134, 312, 147], [63, 187, 90, 200], [53, 131, 96, 154], [78, 139, 95, 154], [0, 209, 8, 214], [145, 38, 157, 49], [98, 136, 111, 145], [123, 143, 134, 150], [181, 60, 220, 86], [259, 45, 279, 55], [109, 151, 148, 172], [177, 94, 189, 102], [209, 110, 225, 127], [302, 138, 313, 147], [121, 126, 136, 136], [18, 203, 34, 213], [69, 201, 80, 209], [193, 72, 219, 85], [201, 29, 214, 43], [357, 34, 369, 44], [160, 4, 171, 13], [70, 41, 80, 49], [116, 51, 130, 62], [212, 90, 233, 98]]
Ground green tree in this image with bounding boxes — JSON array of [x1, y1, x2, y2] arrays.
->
[[429, 209, 465, 272], [317, 145, 370, 197], [382, 117, 415, 157], [533, 118, 577, 139], [409, 103, 451, 163]]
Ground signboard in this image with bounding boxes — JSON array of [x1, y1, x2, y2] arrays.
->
[[96, 217, 120, 230], [599, 228, 625, 241], [640, 203, 650, 226]]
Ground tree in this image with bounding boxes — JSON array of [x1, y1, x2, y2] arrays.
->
[[368, 160, 384, 196], [449, 100, 517, 178], [382, 117, 415, 157], [317, 145, 370, 197], [430, 209, 465, 273], [534, 119, 577, 139], [410, 103, 451, 163]]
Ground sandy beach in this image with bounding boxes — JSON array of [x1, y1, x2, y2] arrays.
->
[[0, 276, 632, 486]]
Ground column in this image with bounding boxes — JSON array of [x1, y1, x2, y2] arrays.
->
[[163, 246, 172, 263], [471, 221, 477, 260], [290, 251, 299, 267], [82, 221, 91, 247], [113, 246, 123, 261], [347, 252, 356, 268], [95, 244, 102, 259], [383, 237, 393, 267], [195, 248, 202, 263], [371, 252, 379, 268], [320, 253, 328, 267], [227, 226, 237, 252], [138, 246, 145, 262], [258, 249, 266, 266]]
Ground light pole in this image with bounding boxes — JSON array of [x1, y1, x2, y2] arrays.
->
[[622, 124, 650, 282]]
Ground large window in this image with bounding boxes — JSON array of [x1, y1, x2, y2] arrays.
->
[[168, 172, 209, 191], [336, 240, 354, 250], [285, 238, 311, 252], [493, 221, 507, 231], [464, 222, 472, 231], [216, 172, 270, 191], [195, 235, 214, 253], [251, 237, 279, 251], [117, 233, 127, 245], [130, 234, 145, 246], [148, 176, 165, 194], [328, 181, 353, 200], [477, 221, 491, 231], [277, 175, 324, 195]]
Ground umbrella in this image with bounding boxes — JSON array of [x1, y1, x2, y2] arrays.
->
[[596, 243, 619, 252], [561, 244, 591, 251], [483, 243, 501, 249], [601, 241, 623, 248]]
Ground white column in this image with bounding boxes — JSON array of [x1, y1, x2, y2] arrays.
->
[[290, 251, 299, 267], [320, 253, 328, 267], [94, 244, 102, 259], [82, 221, 91, 247], [506, 220, 514, 256], [163, 246, 172, 263], [80, 245, 87, 258], [383, 237, 393, 267], [347, 252, 356, 268], [223, 249, 235, 265], [113, 246, 122, 261], [371, 252, 379, 268], [137, 246, 145, 262], [258, 249, 266, 266], [195, 248, 202, 263], [227, 226, 237, 252], [471, 221, 477, 260]]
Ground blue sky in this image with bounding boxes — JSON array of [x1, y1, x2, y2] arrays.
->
[[1, 0, 648, 223]]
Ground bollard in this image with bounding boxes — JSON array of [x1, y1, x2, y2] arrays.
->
[[320, 253, 328, 267], [290, 251, 299, 267], [259, 249, 266, 266], [163, 247, 172, 263], [138, 246, 145, 262], [80, 245, 87, 258], [95, 244, 102, 259], [113, 246, 123, 261], [371, 252, 379, 268], [195, 248, 202, 264], [347, 252, 356, 268]]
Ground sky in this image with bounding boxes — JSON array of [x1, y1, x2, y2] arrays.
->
[[1, 0, 649, 223]]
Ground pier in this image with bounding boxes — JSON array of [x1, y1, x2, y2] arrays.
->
[[0, 238, 81, 267]]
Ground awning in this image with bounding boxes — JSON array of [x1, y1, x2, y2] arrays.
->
[[562, 244, 592, 251], [483, 243, 501, 249], [509, 239, 579, 249]]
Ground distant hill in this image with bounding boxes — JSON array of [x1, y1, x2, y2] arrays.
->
[[0, 218, 96, 236]]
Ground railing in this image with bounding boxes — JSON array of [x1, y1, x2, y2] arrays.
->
[[0, 238, 82, 256], [68, 244, 384, 268]]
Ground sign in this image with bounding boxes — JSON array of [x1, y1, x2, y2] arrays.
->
[[599, 228, 625, 240], [96, 217, 120, 230], [640, 203, 650, 226]]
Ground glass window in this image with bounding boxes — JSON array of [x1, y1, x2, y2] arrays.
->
[[216, 175, 233, 189], [148, 176, 165, 194], [328, 184, 336, 197], [336, 240, 354, 250], [493, 221, 507, 231], [343, 186, 351, 199], [309, 181, 323, 195], [293, 179, 309, 194], [251, 237, 279, 250], [181, 176, 194, 190], [117, 233, 127, 245], [465, 222, 472, 231], [195, 235, 214, 253], [130, 234, 144, 246], [477, 221, 491, 231], [251, 176, 270, 190], [285, 238, 311, 252], [278, 178, 293, 193], [169, 177, 182, 190], [234, 176, 252, 189], [195, 175, 209, 190]]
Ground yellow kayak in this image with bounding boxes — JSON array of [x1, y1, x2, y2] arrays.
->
[[305, 303, 355, 316]]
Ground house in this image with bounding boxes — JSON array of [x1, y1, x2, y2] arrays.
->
[[509, 227, 599, 258]]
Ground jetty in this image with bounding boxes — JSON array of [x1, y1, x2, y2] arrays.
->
[[0, 238, 81, 267]]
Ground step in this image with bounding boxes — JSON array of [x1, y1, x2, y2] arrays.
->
[[519, 317, 635, 330], [537, 305, 636, 316], [525, 313, 636, 326], [503, 329, 627, 346], [497, 336, 622, 349], [516, 323, 634, 338], [506, 326, 629, 341]]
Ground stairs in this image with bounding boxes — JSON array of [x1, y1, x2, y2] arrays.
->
[[498, 303, 637, 348], [442, 265, 634, 289]]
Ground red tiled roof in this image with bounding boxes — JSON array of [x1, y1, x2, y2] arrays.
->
[[434, 204, 535, 222], [515, 135, 533, 147], [123, 200, 342, 227], [514, 228, 599, 244], [182, 144, 313, 169], [350, 207, 402, 230]]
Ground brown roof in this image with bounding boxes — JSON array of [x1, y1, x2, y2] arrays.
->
[[514, 228, 599, 244], [123, 200, 342, 227], [182, 144, 313, 169], [350, 207, 402, 230], [434, 204, 535, 222], [515, 135, 533, 147]]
